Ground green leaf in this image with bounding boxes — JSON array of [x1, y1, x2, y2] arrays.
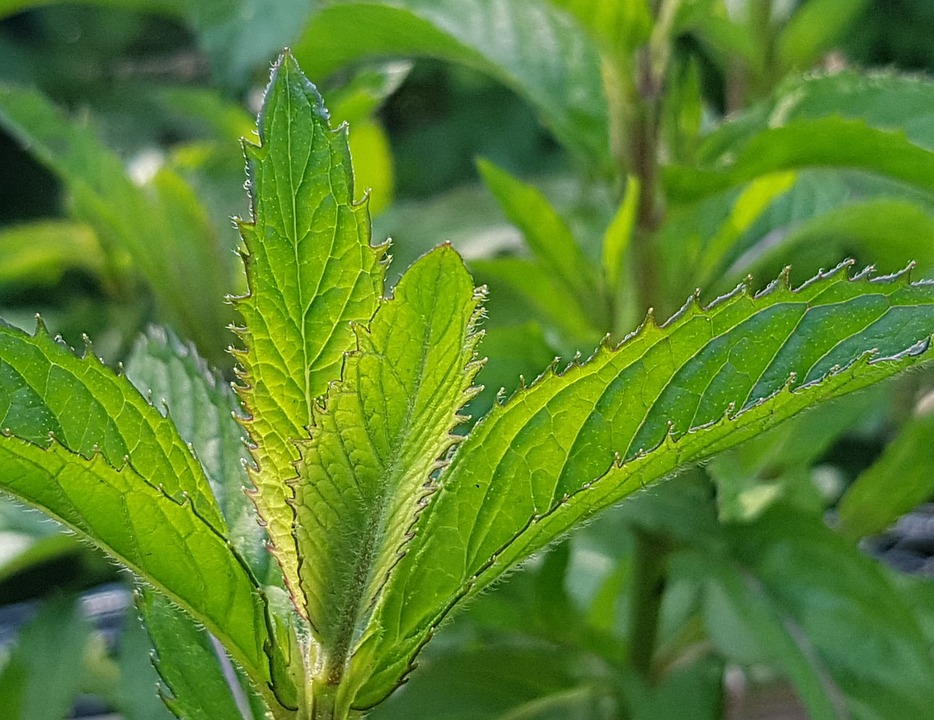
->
[[0, 221, 105, 290], [0, 595, 90, 720], [549, 0, 652, 58], [695, 71, 934, 162], [370, 643, 606, 720], [726, 195, 934, 286], [0, 438, 273, 697], [709, 391, 881, 522], [0, 82, 234, 362], [477, 159, 603, 327], [124, 328, 270, 582], [113, 599, 176, 720], [292, 245, 482, 688], [232, 51, 385, 600], [665, 117, 934, 203], [776, 0, 871, 73], [0, 323, 275, 704], [0, 322, 224, 529], [184, 0, 314, 88], [294, 0, 609, 168], [0, 0, 312, 89], [704, 507, 934, 719], [837, 400, 934, 541], [352, 263, 934, 707], [138, 589, 254, 720]]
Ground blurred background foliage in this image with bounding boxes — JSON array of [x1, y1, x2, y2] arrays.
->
[[2, 0, 934, 718]]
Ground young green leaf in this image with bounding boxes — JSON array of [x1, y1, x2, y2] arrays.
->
[[232, 51, 385, 602], [350, 264, 934, 707], [292, 245, 482, 692]]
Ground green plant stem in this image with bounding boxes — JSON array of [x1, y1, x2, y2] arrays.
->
[[627, 529, 670, 680]]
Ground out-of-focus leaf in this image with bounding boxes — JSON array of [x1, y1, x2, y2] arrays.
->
[[0, 221, 105, 290], [0, 0, 314, 88], [345, 118, 394, 215], [623, 654, 723, 720], [776, 0, 871, 73], [185, 0, 315, 87], [602, 175, 639, 293], [0, 82, 234, 363], [727, 196, 934, 286], [0, 595, 91, 720], [703, 507, 934, 720], [709, 390, 881, 522], [696, 171, 796, 286], [370, 643, 610, 720], [294, 0, 610, 168], [665, 118, 934, 203], [113, 599, 176, 720], [697, 71, 934, 160], [838, 397, 934, 541], [471, 256, 601, 347], [549, 0, 652, 57], [466, 323, 558, 419]]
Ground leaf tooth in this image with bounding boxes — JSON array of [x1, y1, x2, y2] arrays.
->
[[867, 260, 914, 285]]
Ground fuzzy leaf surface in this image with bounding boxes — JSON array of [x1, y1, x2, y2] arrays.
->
[[125, 328, 270, 581], [0, 437, 270, 691], [351, 264, 934, 706], [0, 322, 224, 530], [233, 51, 384, 599], [293, 245, 481, 674], [0, 323, 272, 697]]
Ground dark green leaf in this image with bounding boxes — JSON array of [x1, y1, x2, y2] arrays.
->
[[294, 0, 609, 167]]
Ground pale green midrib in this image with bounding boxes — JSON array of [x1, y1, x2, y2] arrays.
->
[[284, 83, 314, 430]]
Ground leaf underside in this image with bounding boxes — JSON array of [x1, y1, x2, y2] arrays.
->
[[232, 51, 385, 602], [350, 263, 934, 707], [292, 244, 482, 679]]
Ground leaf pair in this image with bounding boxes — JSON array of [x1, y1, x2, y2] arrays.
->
[[3, 51, 934, 720]]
